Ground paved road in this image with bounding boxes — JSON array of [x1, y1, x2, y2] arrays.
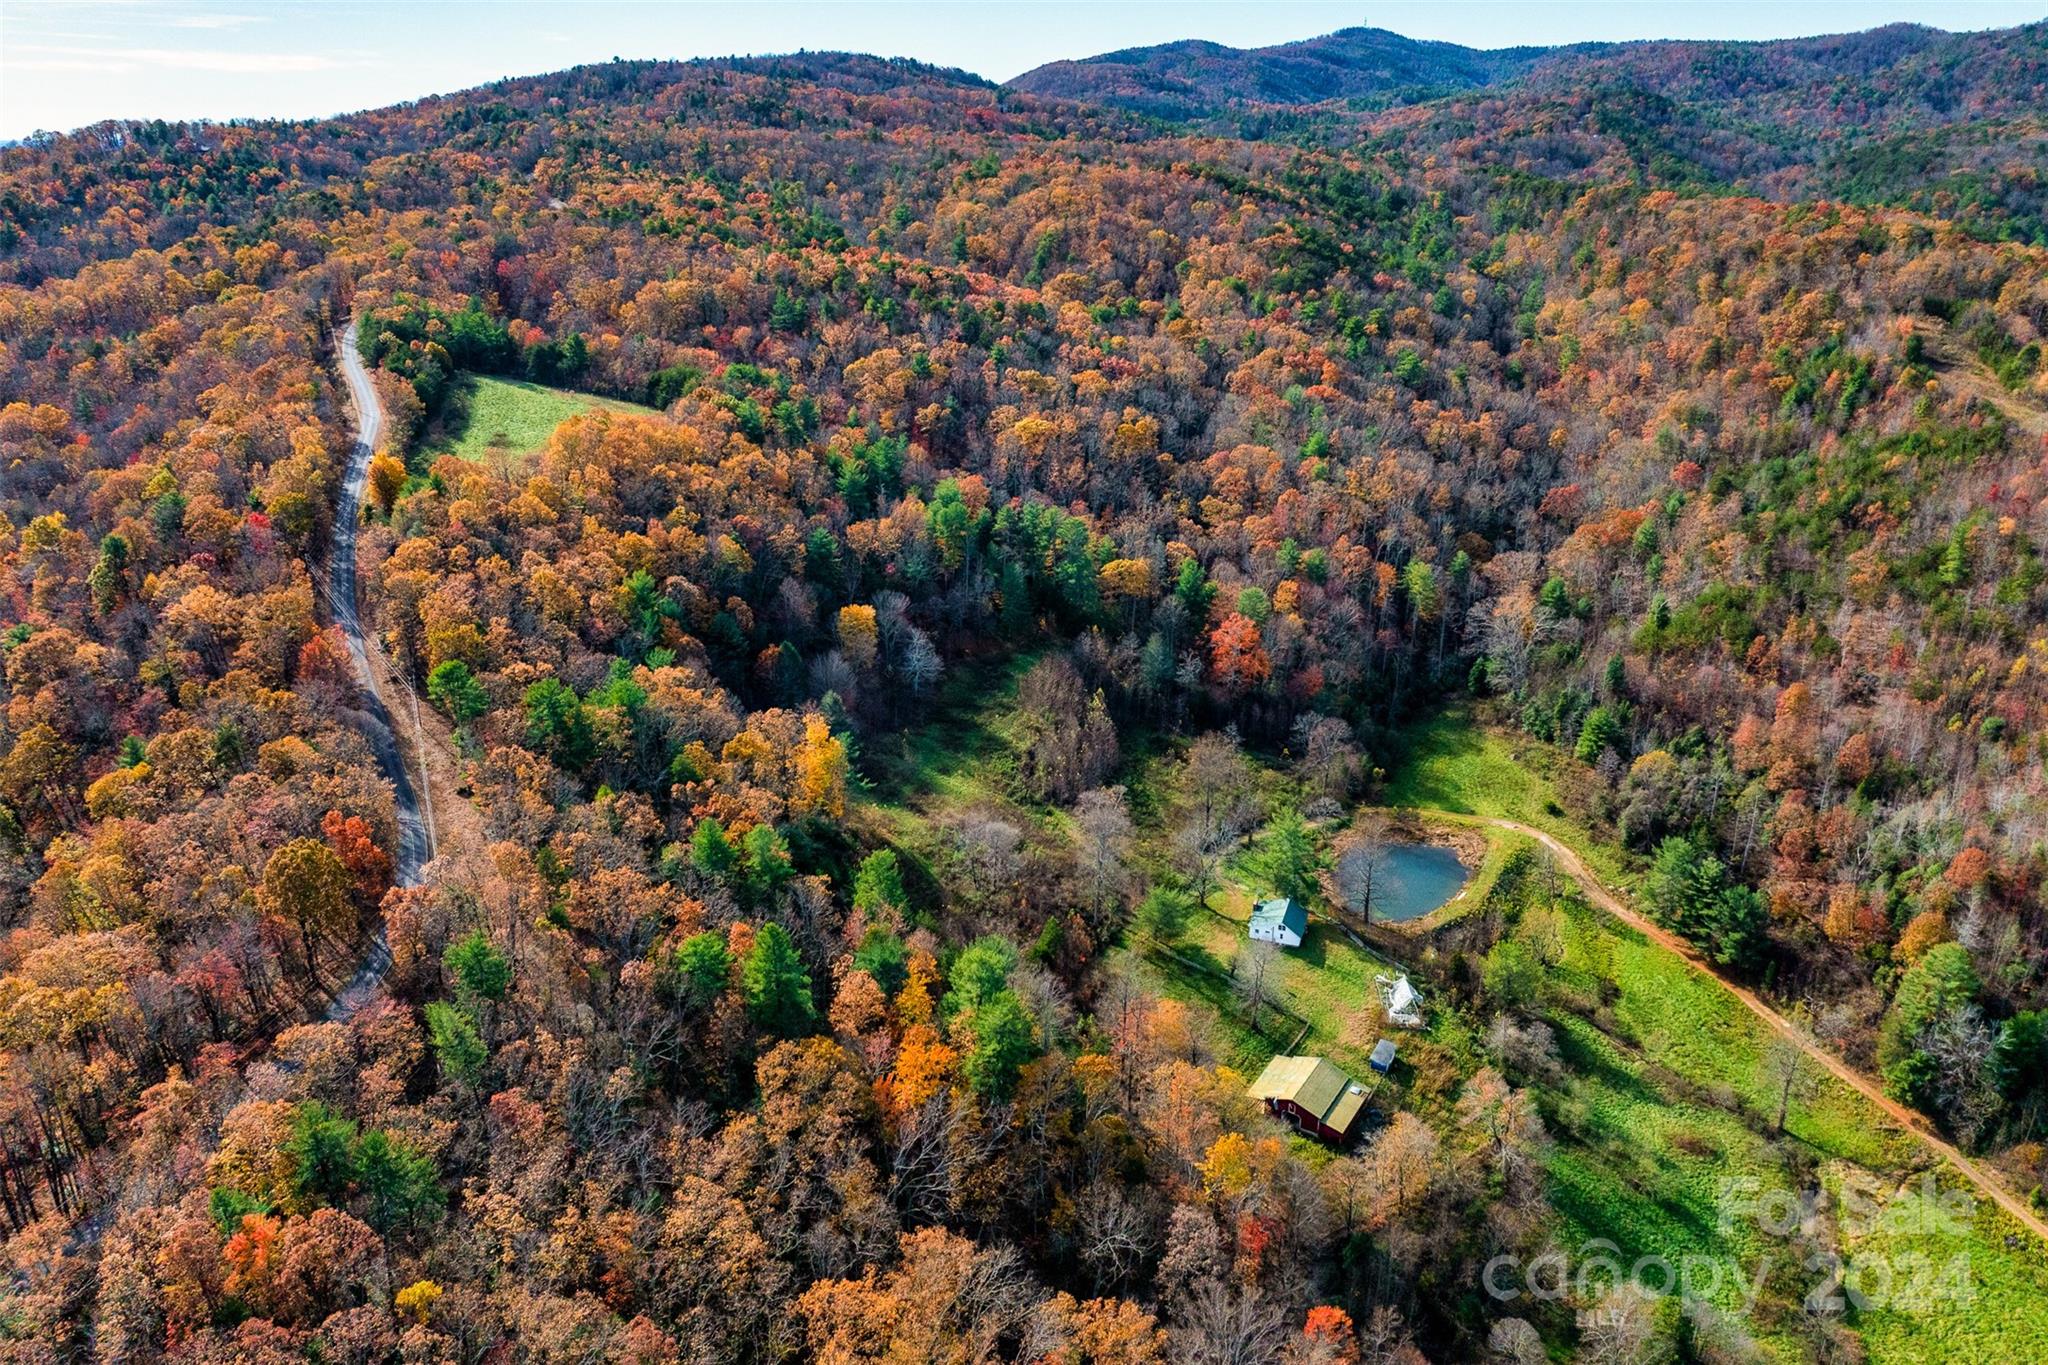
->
[[323, 323, 433, 1021], [1478, 815, 2048, 1248]]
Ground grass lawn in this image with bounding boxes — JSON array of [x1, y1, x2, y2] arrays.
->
[[847, 650, 1064, 930], [432, 373, 655, 461], [1541, 1012, 1811, 1354], [858, 650, 1042, 816]]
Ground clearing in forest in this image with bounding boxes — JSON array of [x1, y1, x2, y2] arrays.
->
[[434, 374, 656, 461]]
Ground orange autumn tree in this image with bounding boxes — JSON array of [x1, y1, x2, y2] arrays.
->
[[1208, 613, 1271, 695], [321, 811, 392, 901]]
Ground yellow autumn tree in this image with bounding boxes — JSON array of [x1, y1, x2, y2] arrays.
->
[[837, 604, 879, 670], [1098, 558, 1153, 601], [395, 1279, 444, 1323], [367, 452, 408, 516], [1198, 1132, 1255, 1197], [1895, 908, 1951, 964], [791, 714, 848, 819], [880, 1023, 958, 1118], [895, 950, 938, 1028]]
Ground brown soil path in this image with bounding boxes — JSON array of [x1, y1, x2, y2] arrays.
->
[[1478, 815, 2048, 1248]]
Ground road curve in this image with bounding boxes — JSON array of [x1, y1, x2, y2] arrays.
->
[[1475, 815, 2048, 1248], [323, 322, 432, 1021]]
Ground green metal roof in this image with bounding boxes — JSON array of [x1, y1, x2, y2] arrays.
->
[[1249, 896, 1307, 934], [1246, 1054, 1367, 1137]]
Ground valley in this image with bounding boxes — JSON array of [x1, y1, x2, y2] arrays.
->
[[3, 12, 2048, 1363]]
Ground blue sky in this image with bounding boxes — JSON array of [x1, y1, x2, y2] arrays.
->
[[4, 1, 2042, 139]]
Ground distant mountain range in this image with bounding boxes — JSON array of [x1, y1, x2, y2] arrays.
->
[[1007, 25, 1597, 116], [1008, 21, 2047, 128], [1004, 20, 2048, 240]]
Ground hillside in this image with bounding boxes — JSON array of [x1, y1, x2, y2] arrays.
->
[[1013, 21, 2048, 240], [1009, 20, 2016, 120], [1007, 25, 1593, 117], [2, 20, 2047, 1364]]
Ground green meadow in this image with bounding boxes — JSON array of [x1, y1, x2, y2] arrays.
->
[[433, 374, 655, 462]]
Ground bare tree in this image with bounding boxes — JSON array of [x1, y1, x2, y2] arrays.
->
[[1356, 1306, 1425, 1365], [1171, 822, 1231, 910], [1234, 939, 1280, 1035], [1487, 1318, 1545, 1364], [1456, 1068, 1548, 1198], [1010, 959, 1074, 1050], [1075, 1183, 1158, 1291], [1292, 712, 1363, 804], [1921, 1005, 2001, 1144], [1158, 1203, 1225, 1306], [1170, 1277, 1290, 1365], [1176, 730, 1260, 906], [955, 813, 1022, 902], [1074, 786, 1134, 912], [1763, 1026, 1818, 1136], [1485, 1014, 1563, 1085], [1681, 1300, 1769, 1365], [1333, 814, 1390, 923], [1577, 1283, 1665, 1365], [898, 625, 942, 693]]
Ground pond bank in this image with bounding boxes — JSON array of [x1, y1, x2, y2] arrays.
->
[[1324, 809, 1494, 932]]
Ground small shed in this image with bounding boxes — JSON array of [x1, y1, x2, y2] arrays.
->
[[1369, 1038, 1398, 1074], [1246, 1054, 1368, 1144], [1248, 896, 1307, 948]]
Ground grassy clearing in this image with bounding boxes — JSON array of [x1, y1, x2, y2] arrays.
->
[[1382, 704, 1634, 888], [1543, 894, 1911, 1172], [433, 374, 654, 461], [848, 650, 1059, 927], [858, 650, 1041, 816], [1489, 865, 1878, 1359], [1827, 1164, 2048, 1364], [1540, 1012, 1807, 1349], [1441, 734, 2048, 1362]]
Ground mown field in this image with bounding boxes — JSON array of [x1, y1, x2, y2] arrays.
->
[[431, 374, 657, 461]]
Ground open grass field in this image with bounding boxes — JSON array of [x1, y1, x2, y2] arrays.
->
[[431, 374, 655, 461], [1541, 894, 1910, 1171], [1540, 1011, 1810, 1349], [845, 650, 1074, 935], [1825, 1162, 2048, 1364], [1501, 846, 2048, 1359], [858, 650, 1043, 815]]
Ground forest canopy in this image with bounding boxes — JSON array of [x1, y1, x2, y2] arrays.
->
[[4, 20, 2048, 1365]]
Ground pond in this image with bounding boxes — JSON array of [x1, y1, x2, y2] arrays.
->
[[1372, 842, 1471, 923]]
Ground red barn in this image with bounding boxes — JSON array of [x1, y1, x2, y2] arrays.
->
[[1246, 1054, 1368, 1145]]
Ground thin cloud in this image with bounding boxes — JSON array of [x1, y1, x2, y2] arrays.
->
[[167, 14, 269, 29], [12, 42, 357, 74]]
